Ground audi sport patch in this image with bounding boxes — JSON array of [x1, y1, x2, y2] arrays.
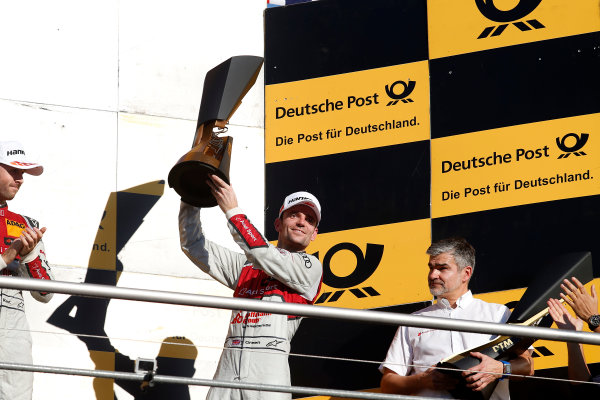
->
[[229, 214, 268, 249]]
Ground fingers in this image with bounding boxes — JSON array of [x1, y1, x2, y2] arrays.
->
[[560, 292, 574, 308], [466, 378, 485, 390], [9, 237, 23, 252], [23, 227, 44, 243], [562, 279, 577, 296], [548, 298, 566, 312], [17, 227, 45, 256], [472, 377, 492, 391], [464, 372, 492, 390], [571, 277, 585, 290], [19, 228, 35, 247], [462, 353, 484, 378], [208, 174, 228, 188], [547, 299, 561, 321], [206, 174, 238, 213], [206, 175, 225, 197], [205, 177, 218, 193], [206, 174, 230, 196], [430, 369, 459, 391], [464, 370, 483, 381], [572, 277, 590, 299]]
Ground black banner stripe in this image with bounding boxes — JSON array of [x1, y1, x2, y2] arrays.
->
[[432, 194, 600, 295], [290, 301, 431, 395], [264, 0, 428, 85], [430, 31, 600, 139], [265, 141, 430, 239]]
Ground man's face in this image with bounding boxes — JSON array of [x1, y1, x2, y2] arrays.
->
[[275, 204, 318, 252], [427, 252, 471, 298], [0, 164, 24, 203]]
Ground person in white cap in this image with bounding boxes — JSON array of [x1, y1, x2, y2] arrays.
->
[[0, 141, 54, 400], [179, 174, 322, 400]]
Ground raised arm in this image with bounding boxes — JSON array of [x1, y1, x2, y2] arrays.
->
[[179, 201, 247, 289], [207, 175, 322, 300], [560, 277, 599, 333], [548, 297, 591, 383]]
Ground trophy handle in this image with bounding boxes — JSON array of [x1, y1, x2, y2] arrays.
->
[[192, 120, 227, 149]]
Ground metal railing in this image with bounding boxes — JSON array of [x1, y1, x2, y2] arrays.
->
[[2, 276, 599, 345], [0, 360, 437, 400], [1, 276, 599, 399]]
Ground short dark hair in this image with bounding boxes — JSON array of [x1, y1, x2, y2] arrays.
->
[[426, 237, 475, 272]]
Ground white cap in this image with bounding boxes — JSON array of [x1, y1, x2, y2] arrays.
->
[[0, 141, 43, 176], [279, 191, 321, 225]]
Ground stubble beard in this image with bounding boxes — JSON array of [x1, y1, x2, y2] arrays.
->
[[429, 285, 447, 297]]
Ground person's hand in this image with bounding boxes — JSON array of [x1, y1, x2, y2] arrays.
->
[[463, 352, 503, 391], [547, 298, 584, 331], [16, 227, 46, 257], [560, 277, 598, 322], [423, 366, 459, 391], [206, 174, 238, 213]]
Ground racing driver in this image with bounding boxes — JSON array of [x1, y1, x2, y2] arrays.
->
[[179, 174, 322, 400], [0, 140, 54, 400]]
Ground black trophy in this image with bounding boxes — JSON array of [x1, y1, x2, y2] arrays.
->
[[168, 55, 263, 207]]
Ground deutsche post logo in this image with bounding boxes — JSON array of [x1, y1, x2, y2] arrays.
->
[[385, 80, 416, 106], [556, 133, 589, 159], [476, 0, 545, 39], [314, 242, 384, 304]]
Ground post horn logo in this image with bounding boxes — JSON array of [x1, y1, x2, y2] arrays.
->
[[314, 242, 384, 304], [385, 80, 416, 106], [556, 133, 589, 159], [476, 0, 545, 39]]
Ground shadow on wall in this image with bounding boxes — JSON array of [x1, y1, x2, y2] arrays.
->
[[46, 180, 197, 399]]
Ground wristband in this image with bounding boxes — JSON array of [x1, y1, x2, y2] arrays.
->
[[499, 361, 511, 380]]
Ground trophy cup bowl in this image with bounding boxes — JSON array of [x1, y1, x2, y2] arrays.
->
[[168, 122, 233, 208], [169, 55, 263, 207]]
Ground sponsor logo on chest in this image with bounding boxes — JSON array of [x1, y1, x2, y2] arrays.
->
[[236, 282, 281, 298], [231, 311, 272, 325], [5, 219, 25, 237]]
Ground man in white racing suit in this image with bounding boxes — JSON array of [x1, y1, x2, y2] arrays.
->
[[179, 174, 322, 400], [0, 141, 54, 400]]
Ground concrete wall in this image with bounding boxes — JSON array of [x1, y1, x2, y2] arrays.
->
[[0, 1, 267, 398]]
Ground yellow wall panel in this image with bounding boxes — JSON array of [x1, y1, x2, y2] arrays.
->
[[265, 61, 430, 163], [432, 113, 599, 218], [428, 0, 600, 59], [273, 219, 432, 309]]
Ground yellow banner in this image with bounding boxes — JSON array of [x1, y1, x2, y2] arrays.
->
[[294, 219, 431, 309], [265, 62, 430, 163], [427, 0, 600, 59], [432, 113, 599, 218]]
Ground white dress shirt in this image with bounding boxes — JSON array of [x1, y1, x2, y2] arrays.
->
[[380, 290, 511, 399]]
